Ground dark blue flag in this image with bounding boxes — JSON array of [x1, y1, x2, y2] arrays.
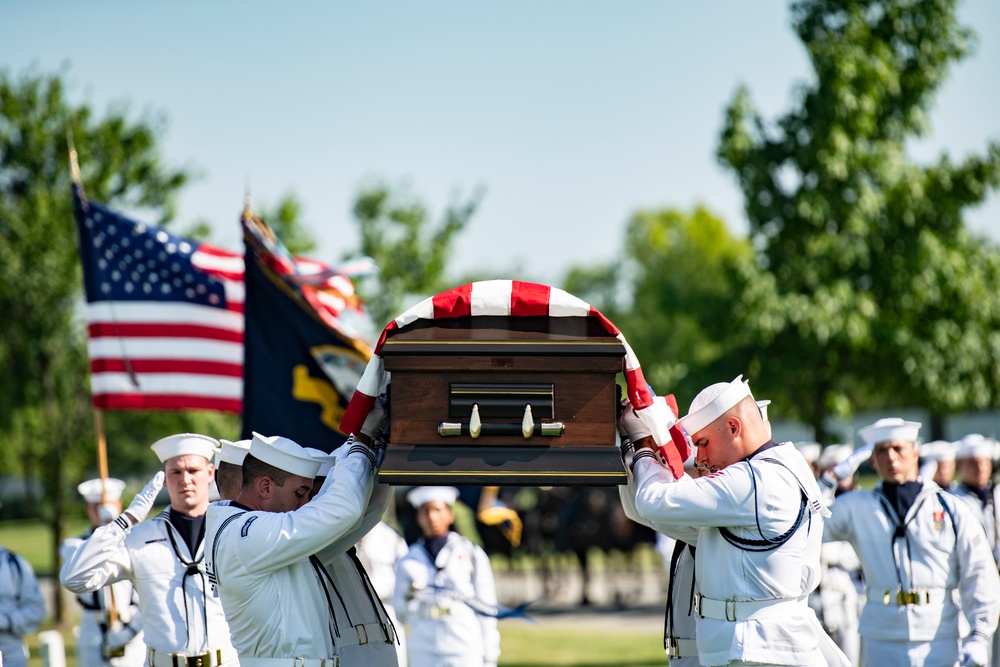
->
[[240, 213, 375, 451]]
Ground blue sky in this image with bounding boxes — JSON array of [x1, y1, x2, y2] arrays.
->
[[3, 1, 998, 284]]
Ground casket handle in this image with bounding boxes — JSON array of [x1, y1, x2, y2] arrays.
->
[[437, 402, 565, 439]]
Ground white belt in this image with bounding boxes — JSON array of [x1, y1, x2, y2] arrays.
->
[[239, 659, 340, 667], [693, 594, 807, 621], [146, 648, 237, 667], [664, 637, 698, 659], [866, 587, 954, 606]]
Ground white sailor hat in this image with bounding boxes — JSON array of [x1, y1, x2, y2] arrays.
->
[[77, 478, 126, 504], [304, 447, 338, 478], [819, 444, 854, 470], [756, 399, 772, 421], [920, 440, 957, 463], [858, 418, 921, 447], [678, 375, 755, 436], [215, 439, 251, 467], [406, 486, 460, 509], [794, 441, 822, 465], [151, 433, 220, 463], [955, 434, 996, 460], [249, 432, 320, 479]]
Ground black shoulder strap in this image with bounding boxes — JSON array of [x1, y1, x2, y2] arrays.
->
[[207, 510, 247, 595], [3, 549, 22, 600], [937, 492, 959, 539], [718, 457, 810, 552]]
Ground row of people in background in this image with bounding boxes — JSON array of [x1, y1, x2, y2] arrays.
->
[[797, 430, 1000, 667]]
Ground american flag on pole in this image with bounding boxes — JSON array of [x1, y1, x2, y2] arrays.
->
[[339, 279, 691, 476], [72, 184, 244, 413]]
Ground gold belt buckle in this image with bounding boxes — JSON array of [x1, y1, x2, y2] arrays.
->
[[355, 624, 368, 645], [725, 599, 738, 622], [897, 590, 919, 605], [666, 638, 680, 659]]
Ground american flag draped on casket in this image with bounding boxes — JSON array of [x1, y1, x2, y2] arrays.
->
[[340, 280, 690, 477]]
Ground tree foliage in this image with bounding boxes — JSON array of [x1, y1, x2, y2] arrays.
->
[[0, 67, 207, 615], [717, 0, 1000, 439], [350, 180, 482, 328], [564, 206, 755, 405]]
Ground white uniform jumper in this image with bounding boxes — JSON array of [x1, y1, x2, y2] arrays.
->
[[953, 482, 1000, 666], [60, 511, 236, 667], [61, 533, 145, 667], [392, 532, 500, 667], [824, 480, 1000, 665], [622, 441, 842, 667], [0, 547, 46, 667], [357, 522, 409, 667], [205, 452, 398, 666]]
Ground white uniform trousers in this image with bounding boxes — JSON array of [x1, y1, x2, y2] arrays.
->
[[861, 636, 959, 667]]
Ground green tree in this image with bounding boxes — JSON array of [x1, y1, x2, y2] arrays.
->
[[349, 180, 482, 328], [258, 192, 317, 256], [564, 206, 756, 406], [0, 68, 190, 618], [717, 0, 1000, 440]]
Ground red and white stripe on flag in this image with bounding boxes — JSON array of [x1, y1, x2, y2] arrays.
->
[[340, 280, 690, 475]]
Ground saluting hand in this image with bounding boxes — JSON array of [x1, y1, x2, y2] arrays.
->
[[123, 472, 165, 526]]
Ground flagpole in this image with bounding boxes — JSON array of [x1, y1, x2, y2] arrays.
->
[[69, 133, 120, 627]]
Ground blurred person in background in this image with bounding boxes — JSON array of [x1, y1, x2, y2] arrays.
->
[[919, 440, 958, 491], [393, 487, 500, 667], [951, 434, 1000, 666], [0, 541, 45, 667], [813, 444, 865, 666], [60, 478, 144, 667]]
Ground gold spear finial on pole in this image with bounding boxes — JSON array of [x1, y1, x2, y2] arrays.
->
[[67, 128, 82, 185]]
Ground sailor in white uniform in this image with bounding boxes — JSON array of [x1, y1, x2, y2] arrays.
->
[[61, 434, 237, 667], [392, 487, 501, 667], [60, 478, 145, 667], [824, 418, 1000, 667], [214, 439, 251, 502], [812, 445, 864, 667], [356, 521, 409, 667], [919, 440, 958, 491], [306, 445, 400, 666], [205, 432, 396, 667], [0, 544, 46, 667], [618, 375, 845, 667], [951, 433, 1000, 667]]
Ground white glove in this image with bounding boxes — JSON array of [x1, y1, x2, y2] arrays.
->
[[123, 472, 164, 525], [960, 635, 989, 667], [831, 443, 873, 480], [617, 399, 652, 444], [360, 397, 387, 439], [96, 503, 119, 526]]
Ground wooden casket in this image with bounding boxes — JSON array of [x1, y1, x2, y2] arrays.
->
[[377, 315, 627, 485]]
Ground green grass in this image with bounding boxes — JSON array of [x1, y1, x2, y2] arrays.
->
[[498, 625, 665, 666], [0, 518, 92, 575], [26, 624, 666, 667]]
